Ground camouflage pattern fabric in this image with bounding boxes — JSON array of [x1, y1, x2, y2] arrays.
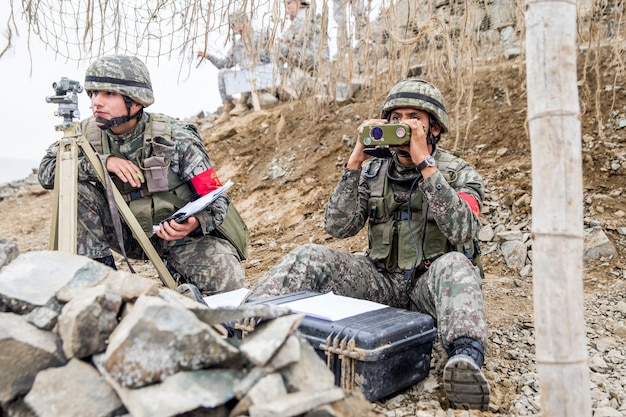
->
[[206, 30, 272, 102], [332, 0, 370, 36], [245, 151, 487, 348], [278, 8, 330, 72], [38, 112, 246, 295], [83, 55, 154, 107], [206, 29, 271, 70]]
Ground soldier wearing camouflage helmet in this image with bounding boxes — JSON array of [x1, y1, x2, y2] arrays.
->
[[244, 78, 489, 410], [38, 54, 249, 297]]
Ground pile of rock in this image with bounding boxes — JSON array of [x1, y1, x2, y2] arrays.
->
[[0, 242, 381, 417]]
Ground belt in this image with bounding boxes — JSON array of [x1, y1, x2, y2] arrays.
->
[[123, 189, 151, 203]]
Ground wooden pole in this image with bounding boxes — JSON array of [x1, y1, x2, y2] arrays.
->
[[525, 1, 591, 416]]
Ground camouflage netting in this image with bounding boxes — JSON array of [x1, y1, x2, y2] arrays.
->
[[3, 0, 625, 149]]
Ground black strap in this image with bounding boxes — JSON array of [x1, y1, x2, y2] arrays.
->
[[85, 76, 152, 91]]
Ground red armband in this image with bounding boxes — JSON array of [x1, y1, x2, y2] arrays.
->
[[458, 192, 480, 217], [190, 167, 223, 196]]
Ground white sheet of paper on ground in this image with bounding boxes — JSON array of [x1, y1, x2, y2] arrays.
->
[[202, 289, 387, 321], [203, 287, 250, 308], [280, 292, 387, 321]]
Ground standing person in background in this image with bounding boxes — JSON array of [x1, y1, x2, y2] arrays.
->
[[277, 0, 329, 74], [332, 0, 372, 44], [244, 78, 490, 411], [38, 54, 249, 297], [276, 0, 330, 99], [198, 11, 272, 124]]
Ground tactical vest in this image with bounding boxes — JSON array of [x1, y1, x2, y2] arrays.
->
[[365, 152, 482, 276], [84, 114, 249, 260]]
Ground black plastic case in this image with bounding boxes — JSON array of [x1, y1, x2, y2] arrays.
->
[[257, 291, 437, 401]]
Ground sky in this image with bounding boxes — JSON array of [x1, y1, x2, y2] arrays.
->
[[0, 18, 222, 165]]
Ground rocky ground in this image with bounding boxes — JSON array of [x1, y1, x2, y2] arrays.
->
[[1, 50, 625, 416]]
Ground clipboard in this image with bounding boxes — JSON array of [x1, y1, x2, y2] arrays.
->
[[152, 180, 233, 231]]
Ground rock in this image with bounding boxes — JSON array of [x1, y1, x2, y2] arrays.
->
[[57, 285, 122, 359], [0, 251, 110, 314], [0, 312, 66, 404], [239, 314, 304, 366], [24, 358, 124, 417], [103, 295, 239, 388], [500, 240, 527, 272], [248, 387, 344, 417], [0, 238, 19, 269], [584, 228, 617, 260]]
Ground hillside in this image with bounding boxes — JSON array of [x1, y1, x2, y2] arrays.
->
[[1, 52, 625, 416]]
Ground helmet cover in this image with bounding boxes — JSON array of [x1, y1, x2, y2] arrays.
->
[[84, 55, 154, 107], [381, 78, 449, 133]]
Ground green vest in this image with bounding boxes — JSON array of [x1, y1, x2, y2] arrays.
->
[[365, 153, 482, 275], [84, 114, 249, 260]]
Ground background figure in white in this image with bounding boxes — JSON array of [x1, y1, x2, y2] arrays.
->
[[198, 11, 271, 123], [332, 0, 372, 46]]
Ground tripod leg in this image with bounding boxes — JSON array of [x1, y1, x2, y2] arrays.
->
[[54, 138, 78, 254]]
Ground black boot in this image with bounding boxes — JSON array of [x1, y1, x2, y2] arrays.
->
[[443, 337, 490, 411], [94, 255, 117, 270], [176, 283, 208, 307]]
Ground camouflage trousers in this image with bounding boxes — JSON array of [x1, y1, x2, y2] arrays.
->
[[217, 68, 233, 103], [77, 181, 246, 295], [244, 243, 487, 348]]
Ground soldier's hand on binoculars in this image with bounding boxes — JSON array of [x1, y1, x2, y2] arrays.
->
[[156, 216, 200, 241], [347, 119, 385, 170], [402, 119, 429, 163], [106, 156, 145, 188]]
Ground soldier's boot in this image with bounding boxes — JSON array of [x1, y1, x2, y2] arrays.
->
[[176, 283, 208, 306], [215, 100, 235, 124], [94, 255, 117, 270], [443, 337, 490, 411], [229, 94, 249, 116]]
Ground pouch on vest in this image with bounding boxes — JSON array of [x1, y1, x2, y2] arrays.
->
[[214, 204, 249, 260], [143, 156, 170, 193], [129, 198, 156, 237]]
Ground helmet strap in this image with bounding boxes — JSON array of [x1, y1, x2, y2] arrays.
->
[[427, 114, 440, 153], [96, 96, 143, 130]]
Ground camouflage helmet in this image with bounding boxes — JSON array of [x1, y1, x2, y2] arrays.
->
[[381, 78, 449, 133], [84, 55, 154, 107]]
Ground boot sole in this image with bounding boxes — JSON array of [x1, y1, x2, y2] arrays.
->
[[443, 354, 490, 411]]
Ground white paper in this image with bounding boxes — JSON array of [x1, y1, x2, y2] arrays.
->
[[279, 292, 387, 321], [203, 287, 250, 308], [153, 180, 233, 232]]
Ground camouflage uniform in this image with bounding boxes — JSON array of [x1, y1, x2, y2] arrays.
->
[[278, 8, 330, 73], [332, 0, 370, 37], [205, 29, 272, 102], [245, 151, 486, 348], [38, 55, 246, 295]]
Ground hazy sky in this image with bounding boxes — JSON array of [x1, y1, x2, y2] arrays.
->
[[0, 10, 223, 163]]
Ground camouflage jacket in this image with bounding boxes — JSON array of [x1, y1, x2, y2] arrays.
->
[[278, 9, 329, 69], [38, 112, 230, 235], [206, 29, 272, 70], [324, 150, 484, 261]]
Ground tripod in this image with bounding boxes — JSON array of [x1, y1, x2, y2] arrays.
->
[[46, 78, 176, 289]]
